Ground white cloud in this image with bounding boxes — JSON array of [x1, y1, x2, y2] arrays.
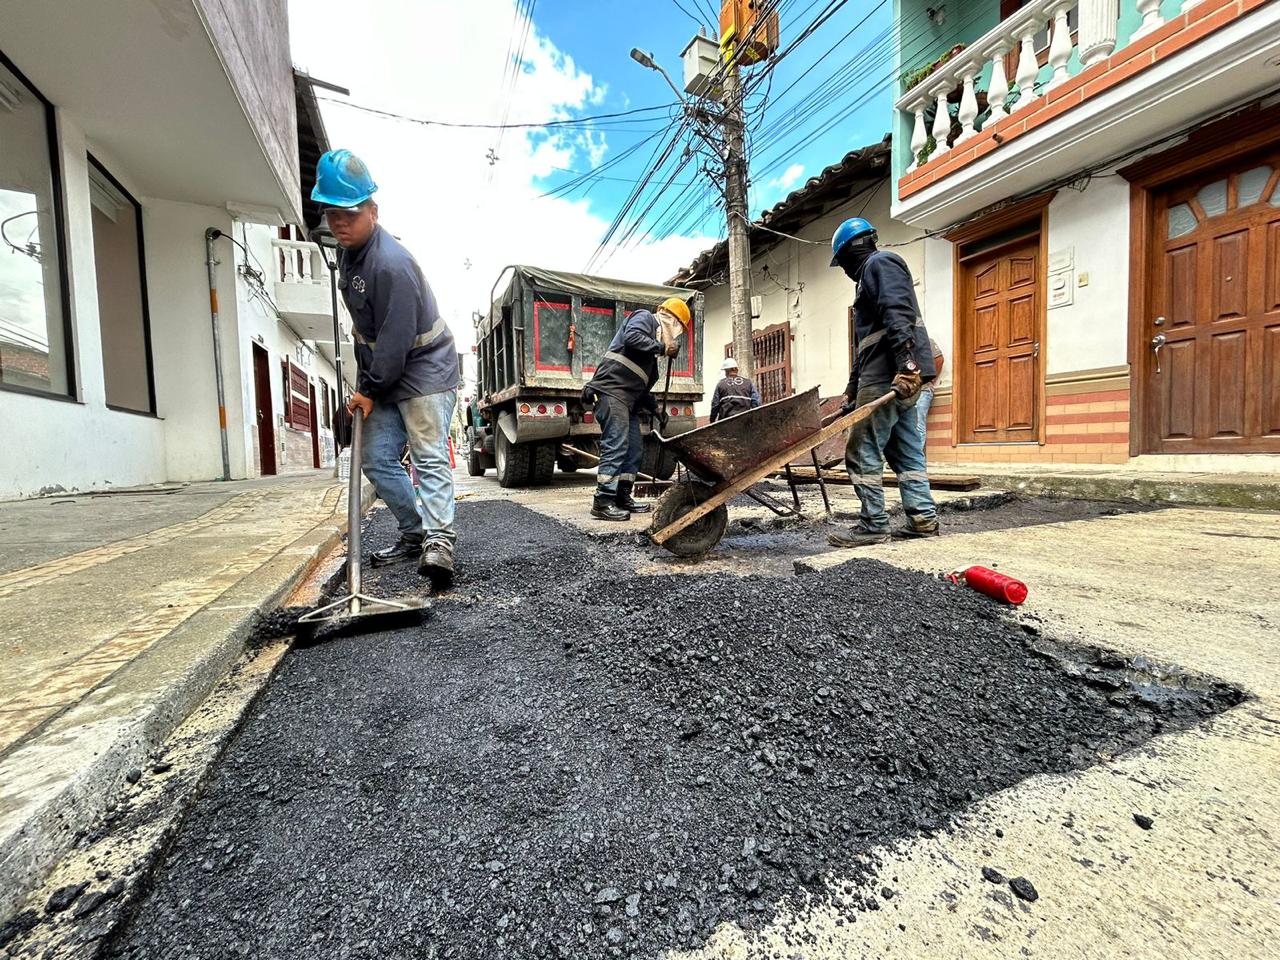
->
[[289, 0, 713, 364], [769, 163, 806, 191]]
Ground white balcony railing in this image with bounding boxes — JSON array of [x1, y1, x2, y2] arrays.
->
[[895, 0, 1210, 175], [272, 238, 325, 286]]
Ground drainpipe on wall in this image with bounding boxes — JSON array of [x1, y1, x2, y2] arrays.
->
[[204, 228, 232, 482]]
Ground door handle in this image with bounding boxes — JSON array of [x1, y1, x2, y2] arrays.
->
[[1151, 333, 1166, 374]]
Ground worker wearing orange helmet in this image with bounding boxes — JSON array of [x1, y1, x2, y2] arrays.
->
[[582, 297, 691, 521]]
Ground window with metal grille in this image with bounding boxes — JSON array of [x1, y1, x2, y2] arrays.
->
[[287, 361, 311, 432], [724, 321, 792, 404]]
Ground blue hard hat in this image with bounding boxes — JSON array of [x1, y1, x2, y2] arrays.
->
[[311, 149, 378, 207], [830, 217, 877, 265]]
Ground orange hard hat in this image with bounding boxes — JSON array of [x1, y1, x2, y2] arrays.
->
[[659, 297, 692, 328]]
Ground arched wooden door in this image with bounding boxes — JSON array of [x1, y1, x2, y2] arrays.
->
[[1143, 150, 1280, 453]]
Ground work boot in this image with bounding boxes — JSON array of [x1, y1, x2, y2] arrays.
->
[[370, 535, 423, 567], [615, 480, 651, 514], [827, 524, 891, 548], [418, 541, 455, 589], [895, 516, 940, 539], [591, 494, 630, 522]]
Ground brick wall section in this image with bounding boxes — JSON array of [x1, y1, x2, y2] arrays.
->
[[926, 375, 1131, 465], [279, 426, 315, 474], [898, 0, 1261, 199]]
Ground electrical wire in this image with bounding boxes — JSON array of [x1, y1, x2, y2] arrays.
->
[[314, 95, 680, 130]]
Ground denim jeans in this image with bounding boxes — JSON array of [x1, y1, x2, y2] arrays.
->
[[594, 394, 643, 497], [844, 383, 936, 532], [362, 389, 457, 547], [916, 386, 935, 449]]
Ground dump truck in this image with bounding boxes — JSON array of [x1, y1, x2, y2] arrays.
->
[[464, 266, 705, 488]]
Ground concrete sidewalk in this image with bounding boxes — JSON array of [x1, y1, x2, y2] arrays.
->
[[932, 460, 1280, 510], [0, 473, 354, 919]]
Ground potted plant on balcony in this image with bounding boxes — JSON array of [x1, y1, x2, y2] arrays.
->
[[901, 43, 965, 95]]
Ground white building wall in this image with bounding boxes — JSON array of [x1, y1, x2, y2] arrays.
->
[[233, 223, 340, 475], [920, 236, 954, 392], [695, 181, 927, 419], [0, 110, 330, 499], [1043, 176, 1131, 375], [0, 118, 169, 499], [143, 198, 249, 484]]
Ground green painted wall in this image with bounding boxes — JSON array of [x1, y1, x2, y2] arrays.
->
[[893, 0, 1002, 179]]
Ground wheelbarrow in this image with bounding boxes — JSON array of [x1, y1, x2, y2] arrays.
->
[[648, 386, 897, 557]]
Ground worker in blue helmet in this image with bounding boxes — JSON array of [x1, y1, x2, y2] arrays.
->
[[314, 149, 461, 587], [828, 217, 939, 547]]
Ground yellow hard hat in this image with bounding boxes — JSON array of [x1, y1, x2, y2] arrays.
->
[[659, 297, 692, 328]]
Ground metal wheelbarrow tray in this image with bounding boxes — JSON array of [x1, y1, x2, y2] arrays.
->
[[648, 386, 896, 557]]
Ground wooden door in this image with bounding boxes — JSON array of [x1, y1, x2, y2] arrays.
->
[[1144, 151, 1280, 453], [959, 235, 1041, 442], [308, 382, 321, 468], [251, 343, 277, 475]]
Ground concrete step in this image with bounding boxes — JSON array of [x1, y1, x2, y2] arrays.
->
[[932, 464, 1280, 511]]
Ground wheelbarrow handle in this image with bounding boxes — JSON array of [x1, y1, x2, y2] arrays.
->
[[820, 390, 898, 429]]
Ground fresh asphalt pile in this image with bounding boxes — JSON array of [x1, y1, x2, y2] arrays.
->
[[107, 501, 1238, 960]]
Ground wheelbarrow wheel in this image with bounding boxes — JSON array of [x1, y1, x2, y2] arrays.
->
[[650, 484, 728, 557]]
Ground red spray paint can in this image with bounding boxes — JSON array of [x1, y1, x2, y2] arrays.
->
[[948, 566, 1028, 605]]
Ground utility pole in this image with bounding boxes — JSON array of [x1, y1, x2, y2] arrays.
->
[[633, 4, 777, 382], [721, 65, 754, 379]]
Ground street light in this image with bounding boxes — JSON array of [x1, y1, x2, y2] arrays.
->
[[628, 47, 685, 102]]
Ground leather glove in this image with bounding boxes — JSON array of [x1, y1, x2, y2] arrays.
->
[[639, 392, 658, 414], [892, 368, 923, 400], [839, 395, 857, 415], [581, 384, 598, 408], [663, 341, 680, 358]]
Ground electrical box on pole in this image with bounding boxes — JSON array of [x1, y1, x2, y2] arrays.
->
[[681, 33, 720, 98], [718, 0, 779, 66]]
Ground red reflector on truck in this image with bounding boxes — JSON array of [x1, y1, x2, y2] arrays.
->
[[554, 404, 564, 415], [537, 404, 548, 414], [583, 413, 594, 423], [669, 406, 679, 416], [519, 403, 531, 414]]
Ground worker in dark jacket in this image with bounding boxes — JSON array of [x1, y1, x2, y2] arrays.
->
[[827, 217, 938, 547], [314, 149, 460, 586], [583, 297, 691, 521], [709, 357, 761, 422]]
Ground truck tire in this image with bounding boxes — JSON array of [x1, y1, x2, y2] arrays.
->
[[495, 431, 531, 488], [465, 429, 486, 477], [642, 438, 677, 481], [529, 441, 556, 486], [650, 483, 727, 557], [558, 439, 597, 473]]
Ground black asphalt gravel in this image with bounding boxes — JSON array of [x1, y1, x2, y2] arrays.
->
[[106, 500, 1237, 960]]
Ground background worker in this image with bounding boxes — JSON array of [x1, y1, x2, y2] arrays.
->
[[827, 217, 938, 547], [582, 297, 691, 521], [709, 357, 762, 422], [314, 149, 461, 587], [917, 337, 944, 448]]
